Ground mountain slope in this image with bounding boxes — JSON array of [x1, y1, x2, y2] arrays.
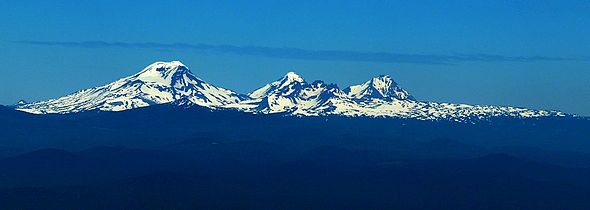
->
[[248, 72, 305, 99], [17, 61, 246, 114], [15, 61, 567, 121], [243, 72, 346, 115], [344, 75, 414, 101], [242, 72, 565, 120]]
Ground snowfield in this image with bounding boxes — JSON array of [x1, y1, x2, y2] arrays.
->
[[17, 61, 566, 121]]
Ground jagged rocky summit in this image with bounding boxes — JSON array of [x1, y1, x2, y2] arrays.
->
[[16, 61, 566, 121]]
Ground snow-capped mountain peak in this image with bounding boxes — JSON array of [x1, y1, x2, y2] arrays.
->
[[248, 71, 306, 99], [280, 72, 305, 87], [17, 61, 245, 114], [15, 62, 566, 121], [134, 61, 192, 85], [345, 75, 414, 101]]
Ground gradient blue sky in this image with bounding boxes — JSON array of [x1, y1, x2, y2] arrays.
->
[[1, 0, 589, 115]]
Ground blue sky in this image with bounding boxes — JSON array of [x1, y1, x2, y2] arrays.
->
[[1, 0, 589, 115]]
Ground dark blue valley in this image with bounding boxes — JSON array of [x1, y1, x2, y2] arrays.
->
[[0, 104, 589, 209]]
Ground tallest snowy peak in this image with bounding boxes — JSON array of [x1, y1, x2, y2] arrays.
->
[[139, 61, 188, 73], [15, 61, 564, 120], [134, 61, 195, 85], [147, 60, 186, 68], [138, 61, 189, 74], [17, 61, 245, 114]]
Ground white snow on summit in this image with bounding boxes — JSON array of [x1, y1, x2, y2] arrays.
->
[[17, 61, 245, 114], [248, 71, 305, 99], [16, 61, 567, 121], [239, 73, 565, 120], [345, 75, 414, 101], [242, 72, 344, 115]]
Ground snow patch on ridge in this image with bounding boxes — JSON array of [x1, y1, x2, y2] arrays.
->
[[345, 75, 414, 101], [16, 62, 567, 121], [17, 61, 246, 114]]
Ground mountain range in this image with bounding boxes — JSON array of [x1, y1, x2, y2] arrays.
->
[[2, 61, 590, 209], [15, 61, 566, 121]]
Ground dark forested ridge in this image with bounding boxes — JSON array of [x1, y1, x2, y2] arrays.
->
[[0, 105, 589, 209]]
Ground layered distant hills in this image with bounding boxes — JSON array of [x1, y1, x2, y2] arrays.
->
[[15, 61, 566, 121], [1, 62, 589, 209]]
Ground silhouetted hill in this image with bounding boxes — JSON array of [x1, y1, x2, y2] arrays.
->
[[1, 105, 590, 209], [0, 151, 589, 209], [2, 104, 589, 165], [0, 147, 193, 189]]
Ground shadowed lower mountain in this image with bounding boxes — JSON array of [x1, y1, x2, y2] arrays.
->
[[1, 103, 589, 164], [1, 103, 590, 209], [0, 149, 589, 210]]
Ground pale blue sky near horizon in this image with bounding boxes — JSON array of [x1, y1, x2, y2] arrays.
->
[[0, 0, 589, 115]]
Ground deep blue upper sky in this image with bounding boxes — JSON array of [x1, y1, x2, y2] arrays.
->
[[1, 0, 589, 115]]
